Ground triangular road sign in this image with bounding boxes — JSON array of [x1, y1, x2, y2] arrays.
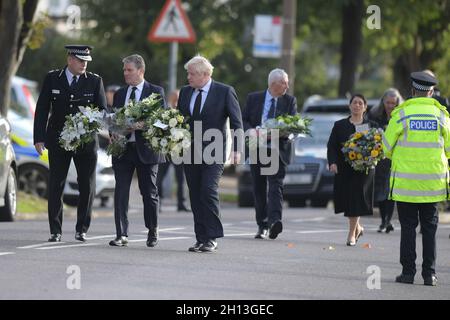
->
[[148, 0, 196, 43]]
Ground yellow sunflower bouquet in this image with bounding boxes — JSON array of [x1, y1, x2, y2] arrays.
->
[[341, 127, 384, 173]]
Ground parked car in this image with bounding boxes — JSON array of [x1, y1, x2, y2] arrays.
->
[[237, 113, 343, 208], [0, 114, 17, 222], [302, 95, 378, 114]]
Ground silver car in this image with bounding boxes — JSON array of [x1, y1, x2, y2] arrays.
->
[[0, 115, 17, 221]]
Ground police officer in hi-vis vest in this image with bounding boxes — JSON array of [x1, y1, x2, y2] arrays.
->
[[382, 71, 450, 287], [33, 45, 107, 243]]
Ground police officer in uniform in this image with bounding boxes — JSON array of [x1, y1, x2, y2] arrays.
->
[[33, 45, 107, 242], [383, 71, 450, 286]]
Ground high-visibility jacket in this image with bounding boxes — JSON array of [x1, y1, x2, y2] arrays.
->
[[382, 97, 450, 203]]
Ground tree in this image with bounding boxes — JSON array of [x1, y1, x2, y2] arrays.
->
[[0, 0, 39, 116], [338, 0, 364, 96], [364, 0, 450, 97]]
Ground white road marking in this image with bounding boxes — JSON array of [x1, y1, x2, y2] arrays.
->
[[225, 233, 256, 237], [0, 252, 15, 256], [85, 235, 116, 240], [296, 229, 351, 234], [17, 242, 67, 249], [36, 243, 100, 250], [292, 217, 327, 223], [128, 236, 191, 243], [140, 227, 187, 233]]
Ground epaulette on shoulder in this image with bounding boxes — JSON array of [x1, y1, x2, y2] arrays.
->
[[48, 69, 61, 75], [87, 71, 101, 78]]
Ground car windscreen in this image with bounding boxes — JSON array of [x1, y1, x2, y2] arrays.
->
[[295, 118, 335, 148]]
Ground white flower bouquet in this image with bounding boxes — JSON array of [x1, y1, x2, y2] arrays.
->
[[59, 106, 104, 152], [143, 108, 191, 157], [248, 114, 312, 150], [107, 93, 164, 157]]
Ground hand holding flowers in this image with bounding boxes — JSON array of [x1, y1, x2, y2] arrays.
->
[[59, 106, 104, 152], [341, 127, 384, 173]]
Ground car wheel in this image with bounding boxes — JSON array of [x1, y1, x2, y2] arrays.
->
[[288, 198, 306, 207], [63, 195, 79, 207], [18, 164, 49, 199], [311, 199, 329, 208], [238, 192, 254, 207], [0, 168, 18, 222]]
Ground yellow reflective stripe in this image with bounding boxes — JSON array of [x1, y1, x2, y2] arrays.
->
[[399, 109, 408, 142], [396, 140, 443, 148], [392, 188, 447, 197], [382, 134, 392, 151], [440, 111, 446, 127], [392, 172, 448, 180]]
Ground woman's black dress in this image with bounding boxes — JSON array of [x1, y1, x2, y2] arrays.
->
[[327, 117, 375, 217]]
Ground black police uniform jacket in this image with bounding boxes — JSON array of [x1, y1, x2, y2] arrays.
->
[[33, 67, 107, 153]]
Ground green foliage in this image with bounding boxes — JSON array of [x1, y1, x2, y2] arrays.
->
[[16, 0, 450, 109], [27, 13, 51, 50]]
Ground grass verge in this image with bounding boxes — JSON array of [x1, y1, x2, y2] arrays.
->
[[17, 191, 47, 214]]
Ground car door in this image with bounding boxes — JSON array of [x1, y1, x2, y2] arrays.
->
[[0, 116, 11, 197]]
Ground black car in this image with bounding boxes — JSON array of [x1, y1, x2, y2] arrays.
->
[[302, 95, 378, 114], [237, 113, 342, 208], [0, 115, 18, 221]]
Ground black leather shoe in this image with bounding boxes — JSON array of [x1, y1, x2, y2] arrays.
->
[[395, 274, 414, 284], [255, 227, 269, 239], [48, 234, 61, 242], [269, 220, 283, 239], [377, 224, 385, 233], [146, 229, 158, 247], [199, 240, 218, 252], [177, 204, 191, 212], [188, 241, 203, 252], [423, 275, 437, 286], [109, 236, 128, 247], [75, 232, 87, 242], [385, 224, 394, 233]]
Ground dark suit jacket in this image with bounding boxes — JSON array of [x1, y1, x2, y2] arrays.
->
[[178, 80, 244, 162], [34, 67, 107, 153], [112, 81, 166, 165], [242, 91, 298, 165]]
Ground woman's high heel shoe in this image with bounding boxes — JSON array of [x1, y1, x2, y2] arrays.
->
[[355, 228, 364, 242], [346, 240, 356, 246]]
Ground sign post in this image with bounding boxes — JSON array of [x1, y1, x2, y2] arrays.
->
[[253, 15, 282, 58], [148, 0, 196, 94]]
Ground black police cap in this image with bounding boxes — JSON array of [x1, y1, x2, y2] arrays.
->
[[65, 45, 93, 61], [411, 71, 438, 91]]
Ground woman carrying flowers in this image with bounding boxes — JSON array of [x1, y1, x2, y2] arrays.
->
[[327, 94, 378, 246]]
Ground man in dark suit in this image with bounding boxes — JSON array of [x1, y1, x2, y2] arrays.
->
[[34, 45, 107, 242], [242, 69, 297, 240], [108, 54, 166, 248], [178, 55, 243, 253]]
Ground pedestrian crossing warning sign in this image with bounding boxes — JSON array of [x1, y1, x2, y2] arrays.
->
[[148, 0, 196, 43]]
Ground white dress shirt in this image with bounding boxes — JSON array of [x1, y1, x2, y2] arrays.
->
[[189, 78, 212, 116], [126, 80, 144, 142]]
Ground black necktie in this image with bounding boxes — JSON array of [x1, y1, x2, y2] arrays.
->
[[70, 75, 77, 89], [193, 89, 203, 119], [129, 86, 137, 102], [126, 87, 138, 140], [267, 98, 276, 120]]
